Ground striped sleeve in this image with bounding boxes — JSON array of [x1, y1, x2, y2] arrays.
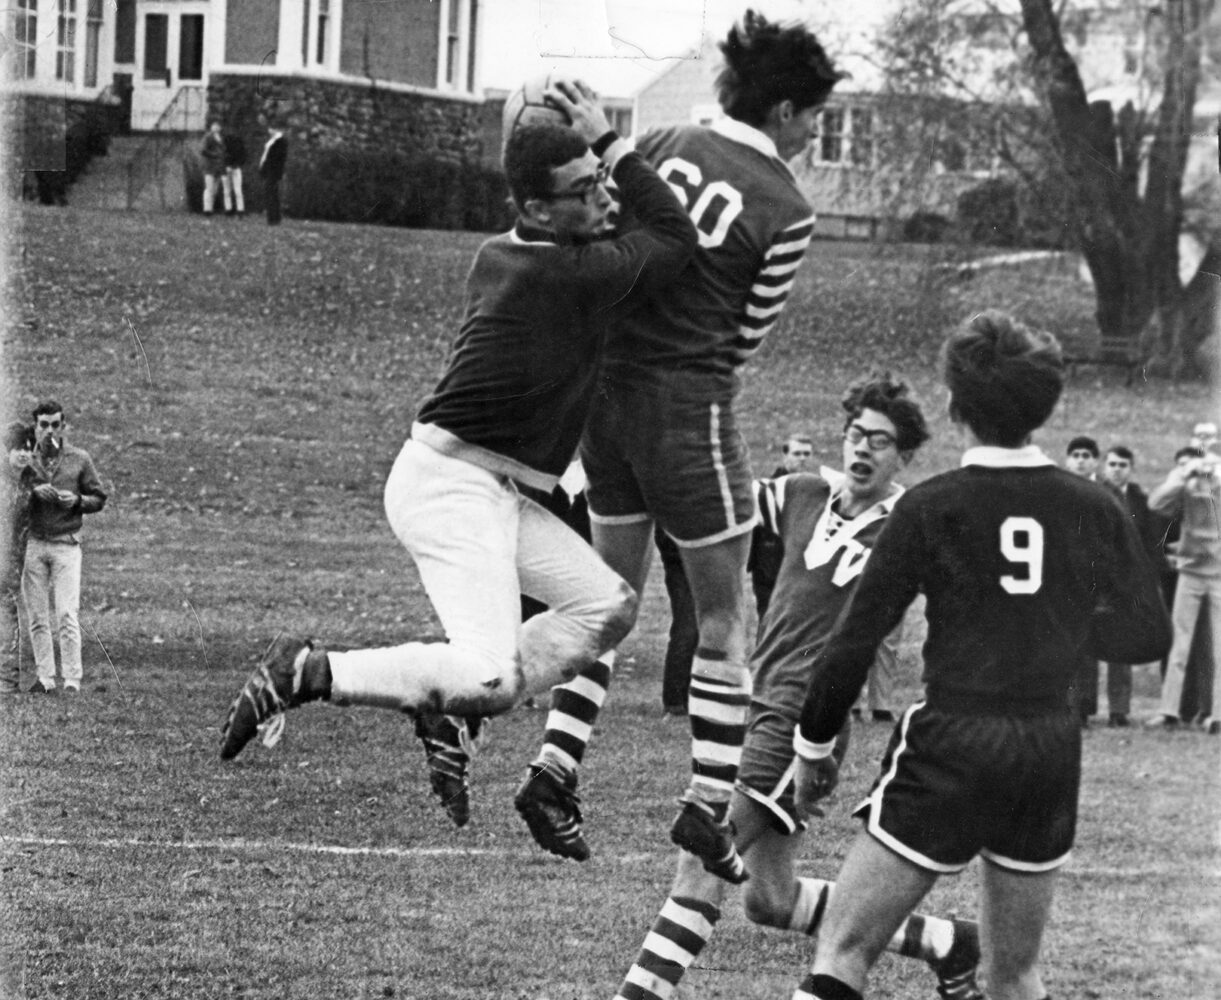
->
[[732, 214, 816, 361]]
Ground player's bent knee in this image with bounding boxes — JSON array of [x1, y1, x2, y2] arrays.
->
[[601, 580, 639, 649], [742, 883, 789, 930]]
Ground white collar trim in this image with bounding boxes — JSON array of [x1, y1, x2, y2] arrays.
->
[[711, 117, 780, 160], [961, 445, 1056, 469]]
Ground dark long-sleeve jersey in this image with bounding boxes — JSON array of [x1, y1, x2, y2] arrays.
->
[[796, 446, 1171, 749], [414, 143, 696, 491]]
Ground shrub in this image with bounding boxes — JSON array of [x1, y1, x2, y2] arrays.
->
[[287, 150, 512, 232], [902, 211, 952, 244], [956, 178, 1021, 247]]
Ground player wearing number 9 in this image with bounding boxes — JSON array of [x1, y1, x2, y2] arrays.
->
[[787, 311, 1171, 1000]]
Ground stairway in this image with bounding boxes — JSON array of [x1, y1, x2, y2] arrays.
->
[[70, 132, 192, 212]]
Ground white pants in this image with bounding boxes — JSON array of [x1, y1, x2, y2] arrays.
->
[[203, 172, 224, 213], [225, 167, 245, 213], [22, 537, 83, 688], [1159, 571, 1221, 718], [329, 440, 636, 717]]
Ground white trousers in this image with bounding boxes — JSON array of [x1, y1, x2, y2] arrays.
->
[[1159, 571, 1221, 718], [329, 440, 636, 717], [22, 537, 83, 687], [225, 168, 245, 212]]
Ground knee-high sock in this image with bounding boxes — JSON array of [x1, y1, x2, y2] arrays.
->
[[792, 974, 862, 1000], [614, 896, 720, 1000], [687, 648, 750, 803], [536, 651, 614, 773]]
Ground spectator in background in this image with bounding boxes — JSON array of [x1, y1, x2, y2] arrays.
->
[[200, 121, 227, 216], [1098, 445, 1158, 726], [1065, 435, 1099, 479], [223, 129, 248, 217], [1065, 434, 1102, 723], [2, 418, 36, 695], [1191, 421, 1218, 453], [258, 115, 289, 226], [851, 626, 902, 723], [20, 401, 108, 695], [747, 432, 814, 619], [1148, 435, 1221, 732]]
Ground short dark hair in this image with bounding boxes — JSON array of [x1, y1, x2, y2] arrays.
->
[[782, 434, 812, 451], [841, 374, 930, 454], [1175, 445, 1205, 462], [32, 399, 64, 421], [941, 311, 1064, 448], [716, 10, 842, 126], [503, 124, 589, 211], [1067, 436, 1100, 458], [1107, 445, 1134, 463]]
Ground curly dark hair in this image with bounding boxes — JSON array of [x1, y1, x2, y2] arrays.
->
[[841, 375, 930, 454], [503, 124, 588, 211], [716, 10, 843, 125], [940, 310, 1064, 447]]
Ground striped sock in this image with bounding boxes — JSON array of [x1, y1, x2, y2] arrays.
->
[[793, 973, 862, 1000], [687, 648, 750, 803], [889, 912, 954, 963], [787, 877, 832, 934], [614, 896, 720, 1000], [536, 652, 613, 773]]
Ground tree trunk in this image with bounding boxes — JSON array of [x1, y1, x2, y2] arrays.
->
[[1019, 0, 1199, 369]]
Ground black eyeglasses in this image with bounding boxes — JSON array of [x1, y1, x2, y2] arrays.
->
[[549, 162, 611, 205], [37, 419, 62, 429], [844, 423, 896, 451]]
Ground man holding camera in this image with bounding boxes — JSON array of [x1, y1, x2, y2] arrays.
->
[[1148, 437, 1220, 731], [16, 400, 107, 695]]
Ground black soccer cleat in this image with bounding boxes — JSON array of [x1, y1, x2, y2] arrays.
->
[[669, 798, 748, 884], [220, 634, 314, 760], [514, 762, 590, 861], [415, 712, 474, 828], [929, 917, 984, 1000]]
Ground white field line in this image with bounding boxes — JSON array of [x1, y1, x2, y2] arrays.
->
[[0, 834, 1185, 879]]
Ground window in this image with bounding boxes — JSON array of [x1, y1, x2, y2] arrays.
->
[[316, 0, 329, 65], [445, 0, 462, 86], [13, 0, 37, 80], [83, 0, 103, 87], [179, 13, 204, 81], [57, 0, 78, 83], [143, 12, 168, 81], [606, 106, 633, 137], [848, 107, 874, 168], [818, 107, 845, 164]]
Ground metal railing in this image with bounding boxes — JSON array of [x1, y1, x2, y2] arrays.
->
[[124, 85, 207, 210]]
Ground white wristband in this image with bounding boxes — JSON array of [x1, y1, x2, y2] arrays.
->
[[793, 729, 836, 762]]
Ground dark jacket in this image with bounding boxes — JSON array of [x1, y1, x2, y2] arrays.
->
[[259, 133, 288, 182], [223, 134, 247, 169]]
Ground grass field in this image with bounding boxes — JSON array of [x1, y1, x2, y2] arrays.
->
[[1, 204, 1218, 999]]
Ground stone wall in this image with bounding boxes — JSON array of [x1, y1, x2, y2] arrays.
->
[[1, 92, 124, 202], [205, 70, 490, 219]]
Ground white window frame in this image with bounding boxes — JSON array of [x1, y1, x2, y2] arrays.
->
[[56, 0, 78, 84], [12, 0, 38, 81], [436, 0, 472, 91]]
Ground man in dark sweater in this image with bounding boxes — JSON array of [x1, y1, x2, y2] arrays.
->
[[17, 400, 107, 694], [219, 84, 697, 804]]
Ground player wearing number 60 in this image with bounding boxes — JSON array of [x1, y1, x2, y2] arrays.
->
[[787, 311, 1171, 1000], [517, 9, 842, 886]]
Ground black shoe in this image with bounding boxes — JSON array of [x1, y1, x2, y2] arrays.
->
[[1107, 713, 1129, 728], [219, 634, 317, 760], [872, 709, 895, 723], [669, 798, 747, 884], [929, 917, 984, 1000], [514, 762, 589, 861], [415, 712, 474, 828], [28, 680, 55, 695]]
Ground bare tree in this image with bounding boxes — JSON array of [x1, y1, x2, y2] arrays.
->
[[874, 0, 1218, 375]]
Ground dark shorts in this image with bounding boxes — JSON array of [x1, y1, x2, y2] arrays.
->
[[854, 702, 1081, 873], [581, 379, 756, 546], [737, 704, 851, 835]]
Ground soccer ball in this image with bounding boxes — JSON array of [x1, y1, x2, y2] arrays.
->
[[502, 73, 574, 138]]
